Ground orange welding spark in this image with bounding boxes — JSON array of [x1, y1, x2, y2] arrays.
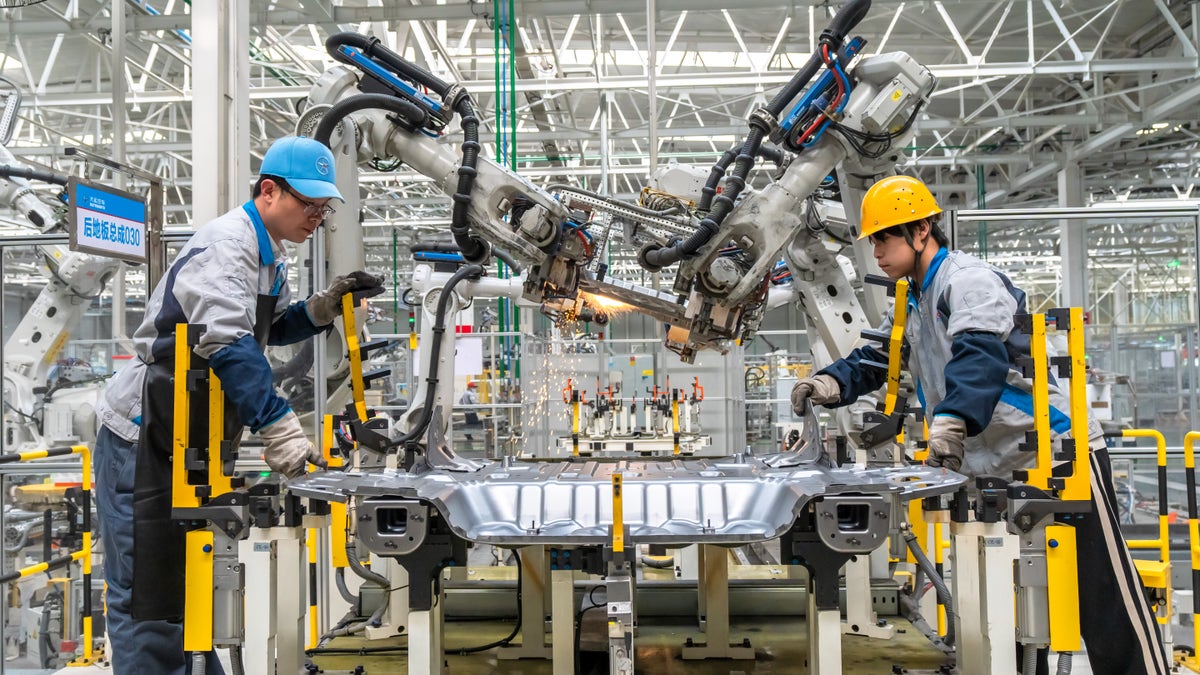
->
[[583, 293, 630, 313]]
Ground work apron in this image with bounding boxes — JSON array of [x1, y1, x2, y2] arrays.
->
[[130, 201, 283, 620]]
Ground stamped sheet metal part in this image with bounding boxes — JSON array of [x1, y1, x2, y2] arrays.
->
[[288, 459, 964, 547]]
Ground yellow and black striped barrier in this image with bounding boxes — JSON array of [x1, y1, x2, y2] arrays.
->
[[0, 444, 96, 665], [1120, 429, 1176, 630], [1184, 431, 1200, 658]]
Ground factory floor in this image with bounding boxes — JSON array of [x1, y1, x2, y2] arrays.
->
[[310, 615, 953, 674]]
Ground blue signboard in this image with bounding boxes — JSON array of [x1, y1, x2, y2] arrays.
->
[[68, 177, 147, 263]]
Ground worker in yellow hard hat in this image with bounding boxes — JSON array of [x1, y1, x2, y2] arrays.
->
[[790, 174, 1168, 675]]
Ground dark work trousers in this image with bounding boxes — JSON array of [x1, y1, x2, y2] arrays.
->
[[1076, 445, 1170, 675], [94, 426, 225, 675]]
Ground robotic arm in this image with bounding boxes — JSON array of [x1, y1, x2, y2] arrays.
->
[[301, 36, 591, 309], [305, 0, 934, 364]]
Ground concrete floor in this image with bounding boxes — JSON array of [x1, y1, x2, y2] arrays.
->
[[310, 615, 955, 674]]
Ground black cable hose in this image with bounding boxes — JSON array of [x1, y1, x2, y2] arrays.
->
[[308, 92, 491, 265], [311, 93, 429, 147], [388, 263, 485, 449], [763, 0, 870, 119], [491, 246, 523, 274], [640, 2, 869, 271], [307, 645, 409, 656], [821, 0, 872, 47], [334, 567, 359, 606], [452, 548, 523, 654], [756, 143, 786, 168], [575, 586, 606, 674], [904, 530, 955, 648], [697, 147, 739, 212], [449, 96, 490, 263], [346, 541, 390, 589], [643, 127, 764, 269], [326, 32, 451, 97], [324, 32, 488, 262], [764, 49, 827, 118], [0, 164, 68, 186]]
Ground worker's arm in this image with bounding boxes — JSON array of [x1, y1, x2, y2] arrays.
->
[[209, 336, 291, 432], [934, 269, 1020, 435], [816, 309, 895, 406], [816, 343, 890, 407], [268, 302, 327, 346], [934, 331, 1010, 435], [268, 271, 386, 346]]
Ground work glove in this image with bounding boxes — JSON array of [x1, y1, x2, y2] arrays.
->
[[259, 410, 327, 478], [926, 414, 967, 473], [305, 271, 386, 326], [790, 374, 841, 415]]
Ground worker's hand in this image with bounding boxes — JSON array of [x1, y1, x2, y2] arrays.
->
[[926, 414, 967, 473], [259, 410, 328, 478], [305, 270, 386, 326], [790, 374, 840, 414]]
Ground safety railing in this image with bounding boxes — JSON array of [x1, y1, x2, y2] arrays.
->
[[0, 444, 96, 666]]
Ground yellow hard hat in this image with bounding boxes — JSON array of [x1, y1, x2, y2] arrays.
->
[[858, 175, 942, 240]]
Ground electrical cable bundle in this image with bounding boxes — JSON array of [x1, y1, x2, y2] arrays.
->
[[638, 0, 872, 271]]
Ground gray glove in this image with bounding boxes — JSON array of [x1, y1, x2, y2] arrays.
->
[[305, 270, 386, 326], [790, 374, 841, 414], [926, 414, 967, 473], [259, 410, 327, 478]]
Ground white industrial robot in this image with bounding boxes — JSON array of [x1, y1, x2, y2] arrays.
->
[[0, 143, 121, 452]]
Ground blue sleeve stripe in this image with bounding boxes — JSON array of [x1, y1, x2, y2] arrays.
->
[[999, 384, 1073, 435]]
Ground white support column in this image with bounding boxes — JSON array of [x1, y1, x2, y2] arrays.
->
[[239, 532, 278, 675], [550, 568, 576, 674], [274, 528, 305, 675], [191, 0, 249, 224], [110, 0, 125, 190], [408, 595, 446, 675], [842, 552, 895, 638], [682, 544, 753, 660], [951, 519, 1019, 675], [1058, 163, 1088, 310], [808, 601, 843, 675]]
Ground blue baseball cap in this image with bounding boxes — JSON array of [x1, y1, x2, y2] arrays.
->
[[260, 136, 344, 201]]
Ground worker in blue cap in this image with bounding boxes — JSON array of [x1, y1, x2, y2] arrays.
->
[[93, 136, 383, 674]]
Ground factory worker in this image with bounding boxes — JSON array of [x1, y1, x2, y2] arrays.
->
[[791, 175, 1167, 675], [92, 135, 383, 674]]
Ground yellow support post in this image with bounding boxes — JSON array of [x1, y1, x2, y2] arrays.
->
[[882, 278, 909, 418], [611, 473, 624, 554], [341, 293, 369, 422], [173, 324, 201, 509], [74, 444, 95, 664], [306, 528, 319, 651], [1045, 524, 1081, 652], [1057, 307, 1092, 502], [1024, 314, 1054, 490], [208, 372, 231, 498], [906, 500, 927, 565], [182, 530, 215, 653], [671, 395, 681, 456], [933, 521, 946, 636], [325, 415, 349, 569], [571, 393, 580, 451]]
